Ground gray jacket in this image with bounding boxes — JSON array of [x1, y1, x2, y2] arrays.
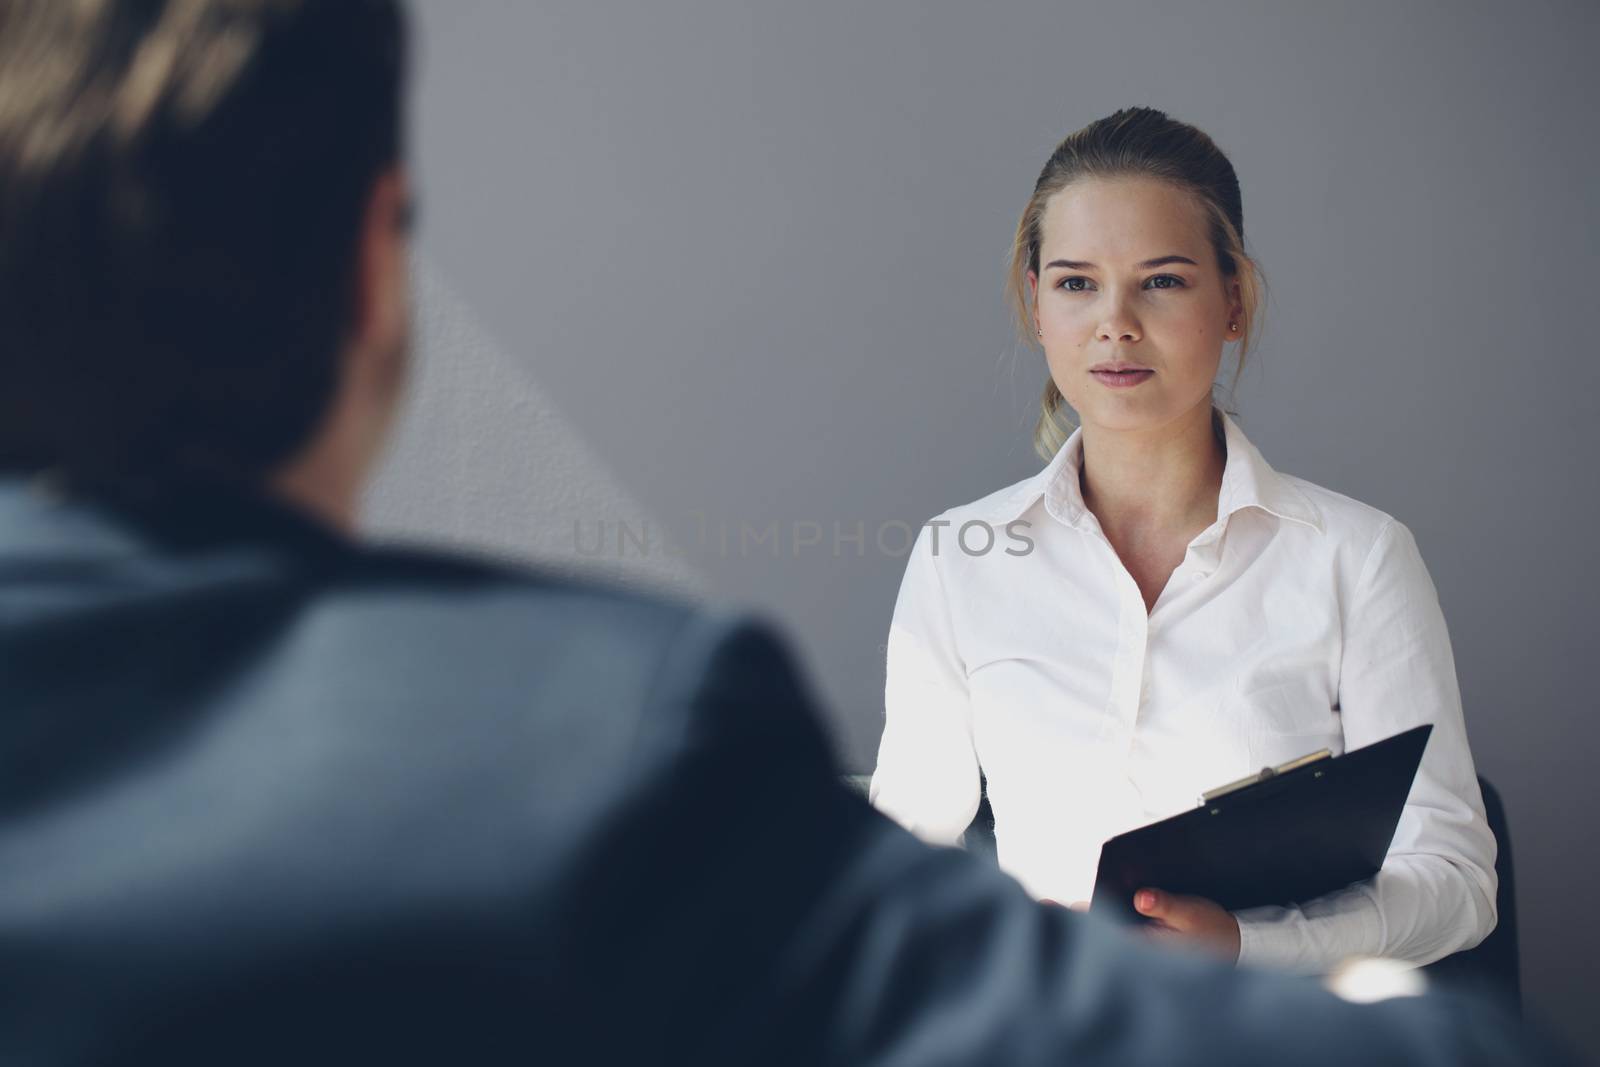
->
[[0, 474, 1568, 1065]]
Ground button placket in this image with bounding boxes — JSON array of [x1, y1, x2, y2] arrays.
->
[[1091, 556, 1150, 748], [1113, 579, 1148, 727], [1127, 625, 1153, 763]]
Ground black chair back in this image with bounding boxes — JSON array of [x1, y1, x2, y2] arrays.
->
[[1421, 775, 1521, 1014]]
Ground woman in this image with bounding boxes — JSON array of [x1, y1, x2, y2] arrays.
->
[[868, 107, 1497, 974]]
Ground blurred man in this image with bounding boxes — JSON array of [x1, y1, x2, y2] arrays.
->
[[0, 2, 1573, 1063]]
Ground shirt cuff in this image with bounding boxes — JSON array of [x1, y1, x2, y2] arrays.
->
[[1233, 906, 1283, 969], [1232, 888, 1386, 975]]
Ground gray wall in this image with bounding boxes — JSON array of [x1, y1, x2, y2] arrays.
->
[[368, 1, 1599, 1055]]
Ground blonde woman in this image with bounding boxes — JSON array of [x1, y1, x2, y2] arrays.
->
[[868, 107, 1497, 974]]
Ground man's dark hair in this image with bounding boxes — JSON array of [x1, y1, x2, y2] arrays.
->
[[0, 0, 408, 484]]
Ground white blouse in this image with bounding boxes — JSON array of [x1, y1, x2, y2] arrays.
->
[[869, 405, 1497, 973]]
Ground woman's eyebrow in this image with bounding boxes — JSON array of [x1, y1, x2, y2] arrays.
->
[[1044, 254, 1199, 271]]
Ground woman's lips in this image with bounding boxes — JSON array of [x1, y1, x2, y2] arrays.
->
[[1090, 369, 1154, 388]]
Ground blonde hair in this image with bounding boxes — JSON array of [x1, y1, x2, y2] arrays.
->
[[1006, 107, 1268, 460]]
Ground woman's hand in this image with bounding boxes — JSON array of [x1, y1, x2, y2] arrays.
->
[[1132, 888, 1240, 963], [1042, 895, 1240, 965]]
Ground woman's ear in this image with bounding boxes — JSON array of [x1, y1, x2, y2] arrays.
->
[[1028, 270, 1040, 335]]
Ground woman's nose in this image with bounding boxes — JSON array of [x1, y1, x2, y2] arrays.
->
[[1096, 305, 1142, 343]]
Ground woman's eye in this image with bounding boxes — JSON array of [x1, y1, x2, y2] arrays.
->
[[1056, 274, 1185, 292]]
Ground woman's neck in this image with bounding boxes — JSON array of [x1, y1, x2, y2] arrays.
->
[[1077, 403, 1227, 540]]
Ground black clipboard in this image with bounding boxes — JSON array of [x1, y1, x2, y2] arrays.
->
[[1089, 723, 1432, 923]]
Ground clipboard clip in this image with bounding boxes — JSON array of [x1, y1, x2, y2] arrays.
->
[[1198, 748, 1333, 806]]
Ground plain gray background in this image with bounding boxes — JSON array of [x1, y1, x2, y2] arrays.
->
[[363, 0, 1598, 1056]]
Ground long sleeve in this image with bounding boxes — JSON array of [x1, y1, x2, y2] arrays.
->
[[867, 520, 981, 846], [1233, 518, 1499, 973]]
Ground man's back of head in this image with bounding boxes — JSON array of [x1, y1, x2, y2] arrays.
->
[[0, 0, 411, 527]]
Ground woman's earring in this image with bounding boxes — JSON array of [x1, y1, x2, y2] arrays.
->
[[1228, 322, 1239, 333]]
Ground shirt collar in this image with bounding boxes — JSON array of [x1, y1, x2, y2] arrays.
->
[[983, 405, 1324, 537], [0, 468, 355, 564]]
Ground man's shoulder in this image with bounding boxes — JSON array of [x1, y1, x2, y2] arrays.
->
[[342, 538, 701, 644], [324, 539, 800, 722]]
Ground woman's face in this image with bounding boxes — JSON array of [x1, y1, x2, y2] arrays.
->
[[1029, 176, 1242, 434]]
